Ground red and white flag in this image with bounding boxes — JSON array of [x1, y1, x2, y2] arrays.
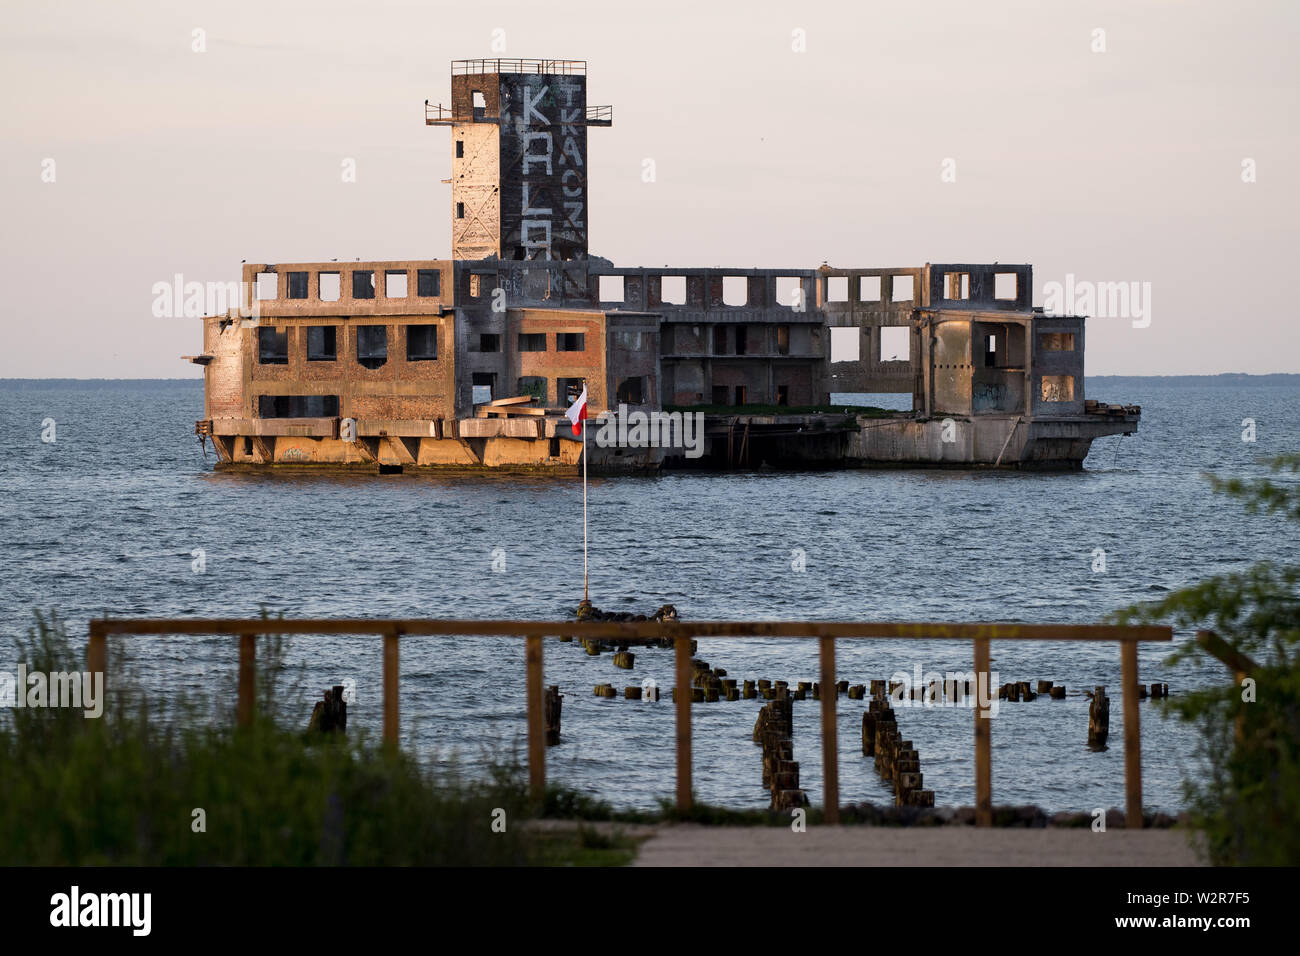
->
[[565, 385, 588, 436]]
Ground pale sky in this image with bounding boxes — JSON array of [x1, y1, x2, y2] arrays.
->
[[2, 0, 1297, 377]]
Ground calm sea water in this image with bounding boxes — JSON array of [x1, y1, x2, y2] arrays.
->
[[1, 377, 1296, 813]]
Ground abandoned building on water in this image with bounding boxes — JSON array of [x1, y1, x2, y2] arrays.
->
[[189, 58, 1140, 473]]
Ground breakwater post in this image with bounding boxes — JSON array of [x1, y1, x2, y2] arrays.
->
[[1088, 686, 1110, 750], [544, 685, 562, 745]]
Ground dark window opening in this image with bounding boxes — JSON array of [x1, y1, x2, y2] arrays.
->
[[257, 394, 339, 418], [243, 437, 253, 456], [734, 385, 747, 406], [556, 332, 585, 352], [558, 378, 585, 407], [406, 325, 438, 361], [776, 325, 790, 355], [257, 327, 288, 365], [455, 140, 464, 158], [352, 271, 375, 299], [712, 326, 727, 355], [712, 385, 729, 405], [417, 269, 440, 297], [777, 385, 790, 406], [476, 333, 500, 353], [519, 333, 547, 352], [287, 272, 309, 299], [735, 327, 748, 356], [307, 326, 337, 362], [548, 437, 560, 457], [357, 325, 388, 369], [456, 202, 466, 219], [518, 376, 547, 403], [616, 377, 644, 405]]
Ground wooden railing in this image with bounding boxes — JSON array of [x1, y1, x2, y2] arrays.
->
[[87, 618, 1172, 827]]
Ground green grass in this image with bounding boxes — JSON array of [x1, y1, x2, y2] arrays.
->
[[525, 825, 643, 866], [0, 614, 631, 867]]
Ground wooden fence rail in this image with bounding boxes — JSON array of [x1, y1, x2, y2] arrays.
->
[[87, 618, 1172, 827]]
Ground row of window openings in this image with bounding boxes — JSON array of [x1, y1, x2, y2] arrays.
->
[[255, 270, 442, 302], [257, 326, 437, 368], [595, 275, 926, 307], [828, 329, 1073, 364], [494, 376, 645, 407], [472, 332, 586, 353], [699, 326, 792, 356], [829, 327, 912, 363], [708, 385, 790, 406], [822, 273, 1018, 304]]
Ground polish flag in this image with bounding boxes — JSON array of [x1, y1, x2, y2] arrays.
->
[[565, 385, 588, 436]]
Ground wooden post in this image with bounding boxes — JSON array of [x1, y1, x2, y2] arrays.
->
[[675, 633, 692, 812], [1196, 630, 1257, 745], [1121, 639, 1142, 829], [86, 631, 106, 691], [1234, 670, 1246, 744], [973, 637, 992, 827], [526, 635, 545, 801], [819, 635, 839, 824], [236, 633, 255, 729], [383, 629, 400, 748]]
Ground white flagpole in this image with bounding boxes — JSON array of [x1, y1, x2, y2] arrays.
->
[[582, 410, 589, 602]]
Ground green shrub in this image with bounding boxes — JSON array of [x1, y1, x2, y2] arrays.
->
[[1113, 454, 1300, 864], [0, 614, 538, 865]]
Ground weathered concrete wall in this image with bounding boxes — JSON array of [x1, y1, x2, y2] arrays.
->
[[1029, 316, 1086, 418], [240, 261, 453, 318], [821, 267, 922, 398], [497, 71, 588, 261], [450, 122, 501, 260], [506, 307, 610, 408], [929, 318, 973, 417], [244, 313, 456, 421], [605, 314, 660, 409]]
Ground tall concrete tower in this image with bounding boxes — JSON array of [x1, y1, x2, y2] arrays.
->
[[426, 58, 612, 262]]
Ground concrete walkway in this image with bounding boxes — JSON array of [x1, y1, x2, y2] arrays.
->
[[631, 824, 1205, 867]]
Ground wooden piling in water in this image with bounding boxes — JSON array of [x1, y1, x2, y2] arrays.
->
[[1088, 685, 1110, 749], [754, 695, 806, 809], [544, 685, 563, 745], [307, 685, 347, 734]]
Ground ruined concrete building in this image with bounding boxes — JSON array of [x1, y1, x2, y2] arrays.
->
[[190, 58, 1139, 472]]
